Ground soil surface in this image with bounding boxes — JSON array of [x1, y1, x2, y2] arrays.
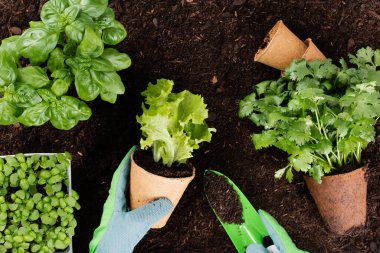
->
[[204, 171, 244, 224], [133, 149, 193, 178], [0, 0, 379, 253]]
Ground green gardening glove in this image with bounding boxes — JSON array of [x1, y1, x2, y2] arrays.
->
[[89, 146, 173, 253]]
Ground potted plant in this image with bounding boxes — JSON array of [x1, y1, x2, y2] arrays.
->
[[130, 79, 215, 228], [239, 47, 380, 234], [0, 0, 131, 130], [0, 153, 80, 252]]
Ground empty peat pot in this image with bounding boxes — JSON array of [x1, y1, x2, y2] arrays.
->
[[304, 165, 368, 234], [302, 38, 326, 61], [129, 151, 195, 228], [254, 20, 307, 70], [255, 20, 326, 70]]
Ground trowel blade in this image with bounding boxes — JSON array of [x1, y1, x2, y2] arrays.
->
[[204, 170, 269, 253]]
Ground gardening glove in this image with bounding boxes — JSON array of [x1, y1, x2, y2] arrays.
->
[[89, 146, 173, 253], [245, 210, 308, 253]]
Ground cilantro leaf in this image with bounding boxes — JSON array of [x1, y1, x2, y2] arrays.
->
[[285, 59, 312, 81]]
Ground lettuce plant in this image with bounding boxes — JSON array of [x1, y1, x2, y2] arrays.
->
[[0, 153, 80, 252], [239, 47, 380, 183], [137, 79, 216, 167], [0, 0, 131, 130]]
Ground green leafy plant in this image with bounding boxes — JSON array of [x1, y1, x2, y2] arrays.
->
[[239, 47, 380, 183], [137, 79, 216, 167], [0, 153, 80, 252], [0, 0, 131, 130]]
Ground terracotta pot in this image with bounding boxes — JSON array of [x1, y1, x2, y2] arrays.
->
[[304, 166, 368, 234], [302, 38, 326, 61], [129, 152, 196, 228], [254, 20, 307, 70]]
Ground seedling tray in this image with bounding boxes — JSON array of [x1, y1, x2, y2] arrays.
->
[[0, 153, 73, 253]]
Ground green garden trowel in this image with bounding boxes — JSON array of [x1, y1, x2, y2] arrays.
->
[[204, 170, 308, 253]]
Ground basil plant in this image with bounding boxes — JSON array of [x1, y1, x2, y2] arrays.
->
[[0, 0, 131, 130]]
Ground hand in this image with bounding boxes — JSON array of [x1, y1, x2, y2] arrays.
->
[[245, 210, 308, 253], [89, 146, 173, 253], [246, 244, 268, 253]]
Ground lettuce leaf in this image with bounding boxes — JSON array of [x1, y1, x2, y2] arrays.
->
[[137, 79, 216, 167]]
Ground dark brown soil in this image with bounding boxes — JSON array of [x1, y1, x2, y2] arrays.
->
[[133, 149, 193, 178], [204, 171, 244, 224], [0, 1, 379, 253]]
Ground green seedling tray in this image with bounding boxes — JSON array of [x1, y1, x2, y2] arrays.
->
[[204, 170, 269, 253], [0, 153, 73, 253]]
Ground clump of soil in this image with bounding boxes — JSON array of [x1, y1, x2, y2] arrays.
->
[[204, 171, 243, 224], [133, 149, 193, 178]]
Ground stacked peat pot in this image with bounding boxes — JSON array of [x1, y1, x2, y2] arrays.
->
[[129, 79, 215, 228], [254, 20, 368, 234]]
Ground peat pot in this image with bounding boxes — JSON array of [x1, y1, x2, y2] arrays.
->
[[304, 165, 368, 234], [254, 20, 307, 70], [254, 20, 326, 70], [129, 151, 195, 228], [302, 38, 326, 62]]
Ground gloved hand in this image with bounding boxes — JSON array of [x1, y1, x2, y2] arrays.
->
[[246, 210, 308, 253], [89, 146, 173, 253]]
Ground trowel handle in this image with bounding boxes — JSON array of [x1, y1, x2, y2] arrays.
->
[[263, 236, 280, 253]]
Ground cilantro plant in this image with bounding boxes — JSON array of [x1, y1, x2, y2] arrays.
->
[[239, 47, 380, 183], [0, 153, 80, 252], [137, 79, 216, 167], [0, 0, 131, 130]]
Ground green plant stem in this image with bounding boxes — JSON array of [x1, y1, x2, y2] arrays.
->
[[311, 153, 329, 164], [324, 154, 333, 167], [152, 141, 161, 163], [354, 142, 362, 163], [315, 107, 329, 139]]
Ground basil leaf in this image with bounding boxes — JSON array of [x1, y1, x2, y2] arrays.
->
[[0, 50, 17, 86], [0, 99, 19, 125], [4, 84, 42, 108], [51, 68, 74, 95], [74, 69, 100, 101], [68, 0, 108, 18], [29, 21, 45, 28], [66, 58, 79, 74], [17, 66, 50, 89], [100, 89, 117, 104], [50, 101, 77, 130], [18, 102, 50, 126], [65, 12, 95, 43], [90, 70, 124, 95], [64, 5, 81, 24], [95, 7, 115, 29], [48, 48, 67, 72], [37, 89, 58, 103], [52, 68, 72, 80], [18, 27, 59, 65], [41, 0, 70, 31], [77, 26, 104, 58], [91, 58, 116, 72], [98, 48, 131, 71], [51, 78, 71, 96], [1, 36, 20, 63], [61, 96, 91, 120], [63, 39, 78, 56], [102, 21, 127, 45]]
